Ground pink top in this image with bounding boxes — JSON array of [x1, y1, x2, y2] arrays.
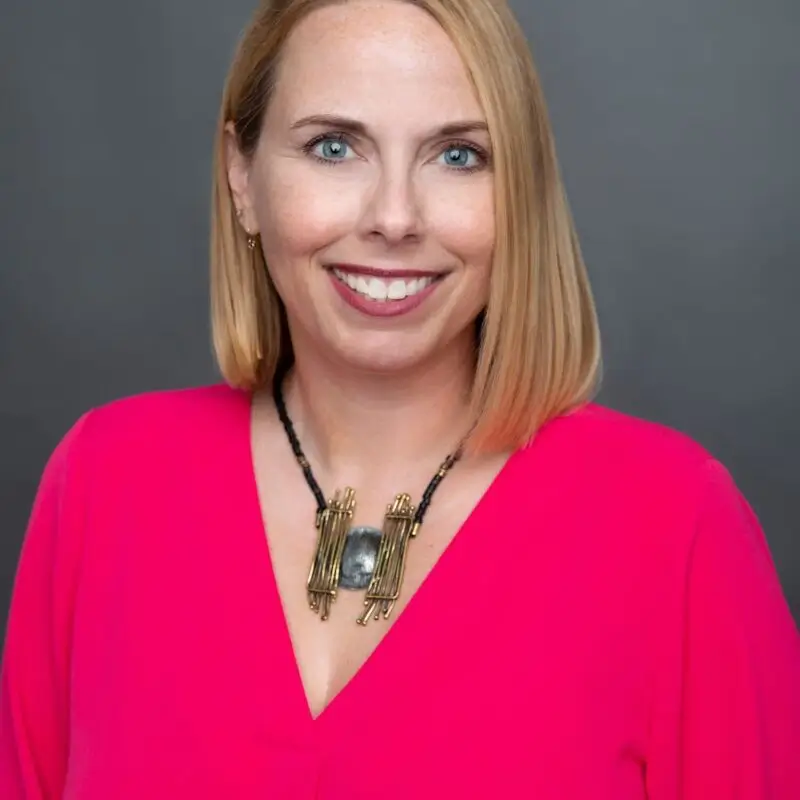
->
[[2, 385, 799, 799]]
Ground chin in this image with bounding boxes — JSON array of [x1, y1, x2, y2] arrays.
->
[[332, 336, 437, 375], [324, 317, 479, 377]]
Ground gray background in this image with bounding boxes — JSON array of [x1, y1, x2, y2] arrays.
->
[[1, 0, 798, 625]]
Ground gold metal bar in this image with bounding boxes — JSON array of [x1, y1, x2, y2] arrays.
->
[[358, 493, 416, 624], [357, 599, 378, 626], [308, 487, 356, 619]]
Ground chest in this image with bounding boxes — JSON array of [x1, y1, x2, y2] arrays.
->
[[258, 449, 505, 719], [66, 443, 655, 798]]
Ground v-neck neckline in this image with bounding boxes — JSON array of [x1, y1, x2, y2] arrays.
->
[[237, 386, 531, 726]]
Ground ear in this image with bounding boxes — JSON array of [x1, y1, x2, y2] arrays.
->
[[224, 122, 259, 235]]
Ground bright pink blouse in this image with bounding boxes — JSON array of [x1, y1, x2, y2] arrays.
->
[[2, 385, 799, 798]]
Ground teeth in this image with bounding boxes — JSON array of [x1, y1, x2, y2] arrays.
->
[[368, 277, 388, 300], [332, 269, 435, 302], [387, 280, 406, 300]]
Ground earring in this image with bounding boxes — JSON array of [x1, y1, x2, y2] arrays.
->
[[235, 207, 258, 251]]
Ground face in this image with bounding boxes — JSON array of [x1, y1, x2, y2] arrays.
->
[[228, 0, 495, 375]]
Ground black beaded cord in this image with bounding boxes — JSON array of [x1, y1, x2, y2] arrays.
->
[[272, 371, 462, 526], [273, 371, 327, 515]]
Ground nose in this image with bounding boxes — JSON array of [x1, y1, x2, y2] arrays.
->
[[359, 165, 423, 244]]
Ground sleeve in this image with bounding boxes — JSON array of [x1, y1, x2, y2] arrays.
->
[[0, 412, 93, 799], [648, 459, 800, 798]]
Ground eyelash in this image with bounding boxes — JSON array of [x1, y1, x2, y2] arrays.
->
[[301, 132, 491, 173]]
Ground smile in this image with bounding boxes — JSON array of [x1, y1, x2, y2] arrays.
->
[[326, 263, 447, 318], [331, 268, 436, 302]]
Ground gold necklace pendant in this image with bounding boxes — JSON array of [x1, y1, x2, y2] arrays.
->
[[307, 487, 356, 620], [306, 490, 418, 625], [358, 494, 417, 626]]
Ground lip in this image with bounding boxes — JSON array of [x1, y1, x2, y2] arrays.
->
[[327, 269, 443, 318], [325, 262, 447, 280]]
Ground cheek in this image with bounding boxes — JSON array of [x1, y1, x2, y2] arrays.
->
[[253, 163, 358, 264], [426, 178, 495, 271]]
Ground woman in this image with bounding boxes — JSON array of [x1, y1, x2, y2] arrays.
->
[[2, 0, 798, 796]]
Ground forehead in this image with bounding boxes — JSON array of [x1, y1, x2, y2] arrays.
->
[[270, 0, 484, 124]]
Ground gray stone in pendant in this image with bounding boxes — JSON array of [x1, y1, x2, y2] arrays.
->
[[339, 526, 382, 590]]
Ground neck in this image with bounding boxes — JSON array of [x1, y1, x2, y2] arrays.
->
[[279, 337, 475, 487]]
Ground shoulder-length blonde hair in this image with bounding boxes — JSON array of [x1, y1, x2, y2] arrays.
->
[[211, 0, 602, 454]]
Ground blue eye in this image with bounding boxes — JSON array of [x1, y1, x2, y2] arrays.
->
[[310, 136, 351, 162], [440, 145, 481, 170]]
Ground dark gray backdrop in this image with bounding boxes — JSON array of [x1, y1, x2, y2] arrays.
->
[[1, 0, 798, 625]]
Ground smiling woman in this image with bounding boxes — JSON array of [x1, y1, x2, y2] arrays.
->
[[213, 0, 598, 438], [2, 0, 799, 798]]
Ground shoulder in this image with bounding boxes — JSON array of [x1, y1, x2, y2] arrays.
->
[[86, 382, 248, 432], [534, 400, 716, 483], [60, 383, 250, 474], [525, 405, 779, 634], [524, 401, 738, 540]]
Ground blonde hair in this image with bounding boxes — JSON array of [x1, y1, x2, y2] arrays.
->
[[211, 0, 602, 453]]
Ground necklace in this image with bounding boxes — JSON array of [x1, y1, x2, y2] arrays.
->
[[273, 372, 462, 626]]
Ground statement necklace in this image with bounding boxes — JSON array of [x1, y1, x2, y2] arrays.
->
[[274, 373, 462, 626]]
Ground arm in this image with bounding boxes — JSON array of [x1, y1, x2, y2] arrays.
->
[[649, 460, 800, 798], [0, 413, 92, 799]]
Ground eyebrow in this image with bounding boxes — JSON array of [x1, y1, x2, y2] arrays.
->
[[289, 114, 489, 139]]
